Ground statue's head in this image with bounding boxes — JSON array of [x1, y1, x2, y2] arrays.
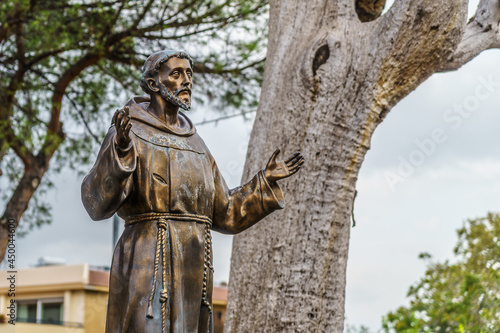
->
[[140, 50, 194, 111]]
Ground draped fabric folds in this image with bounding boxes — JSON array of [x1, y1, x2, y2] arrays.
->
[[82, 97, 284, 333]]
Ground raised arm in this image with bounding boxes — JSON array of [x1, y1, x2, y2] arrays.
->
[[81, 107, 136, 220]]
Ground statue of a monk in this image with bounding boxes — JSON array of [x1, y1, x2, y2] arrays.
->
[[81, 50, 304, 333]]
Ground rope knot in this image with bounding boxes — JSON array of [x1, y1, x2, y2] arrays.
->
[[157, 219, 167, 230], [159, 290, 168, 303]]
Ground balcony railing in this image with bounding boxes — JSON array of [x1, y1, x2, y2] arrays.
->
[[15, 317, 84, 327]]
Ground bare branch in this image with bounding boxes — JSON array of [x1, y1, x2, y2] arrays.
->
[[438, 0, 500, 72], [65, 93, 101, 145], [195, 57, 265, 75], [194, 109, 256, 126], [370, 0, 468, 109]]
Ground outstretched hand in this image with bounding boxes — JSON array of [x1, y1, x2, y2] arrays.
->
[[112, 106, 132, 149], [264, 149, 304, 183]]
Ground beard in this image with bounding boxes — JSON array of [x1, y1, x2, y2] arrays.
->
[[158, 81, 191, 111]]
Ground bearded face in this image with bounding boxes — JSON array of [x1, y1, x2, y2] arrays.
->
[[158, 79, 191, 111]]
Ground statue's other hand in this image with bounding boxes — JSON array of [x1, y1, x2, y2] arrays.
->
[[264, 149, 304, 183], [112, 106, 132, 149]]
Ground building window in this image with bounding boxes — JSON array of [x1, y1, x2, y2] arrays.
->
[[16, 298, 63, 325], [17, 301, 37, 323], [41, 302, 63, 324]]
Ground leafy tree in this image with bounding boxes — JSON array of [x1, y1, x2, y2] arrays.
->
[[382, 212, 500, 332], [0, 0, 268, 260]]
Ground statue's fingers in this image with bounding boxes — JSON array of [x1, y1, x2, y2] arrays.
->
[[123, 106, 129, 117], [122, 115, 130, 131], [288, 161, 303, 172], [284, 151, 300, 164], [287, 155, 304, 167], [271, 148, 281, 160], [112, 109, 120, 125], [288, 167, 300, 176], [289, 159, 304, 171], [288, 159, 304, 171], [267, 148, 280, 166], [286, 153, 302, 166], [116, 110, 124, 127], [124, 122, 132, 137]]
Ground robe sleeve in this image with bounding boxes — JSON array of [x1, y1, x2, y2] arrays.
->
[[211, 160, 285, 234], [81, 126, 137, 221]]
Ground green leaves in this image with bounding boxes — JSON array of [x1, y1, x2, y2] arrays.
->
[[382, 213, 500, 333], [0, 0, 269, 230]]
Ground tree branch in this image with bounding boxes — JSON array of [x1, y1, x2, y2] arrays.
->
[[0, 157, 49, 261], [378, 0, 467, 40], [132, 0, 156, 29], [47, 53, 101, 135], [104, 0, 128, 37], [65, 93, 101, 145], [5, 127, 35, 167], [370, 0, 468, 110], [438, 0, 500, 72], [0, 23, 9, 44], [194, 57, 266, 75], [0, 65, 29, 171], [27, 46, 87, 68], [40, 0, 122, 11], [163, 0, 200, 23], [105, 53, 143, 67]]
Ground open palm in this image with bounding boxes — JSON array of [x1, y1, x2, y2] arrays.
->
[[264, 149, 304, 183], [112, 106, 132, 149]]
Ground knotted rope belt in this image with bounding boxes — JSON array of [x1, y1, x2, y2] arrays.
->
[[125, 212, 214, 333]]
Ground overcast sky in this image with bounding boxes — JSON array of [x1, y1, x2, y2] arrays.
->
[[4, 1, 500, 332]]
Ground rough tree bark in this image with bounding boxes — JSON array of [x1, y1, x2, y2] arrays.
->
[[225, 0, 500, 332]]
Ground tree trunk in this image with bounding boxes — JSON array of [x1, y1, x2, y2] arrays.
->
[[225, 0, 499, 331], [0, 156, 51, 260]]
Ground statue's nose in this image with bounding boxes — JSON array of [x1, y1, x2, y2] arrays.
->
[[182, 74, 191, 87]]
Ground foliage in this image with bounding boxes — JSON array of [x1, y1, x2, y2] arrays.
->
[[382, 212, 500, 333], [0, 0, 268, 232]]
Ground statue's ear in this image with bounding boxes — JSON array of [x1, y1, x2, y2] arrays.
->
[[147, 78, 159, 93]]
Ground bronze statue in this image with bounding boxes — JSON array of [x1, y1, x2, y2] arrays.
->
[[81, 50, 304, 333]]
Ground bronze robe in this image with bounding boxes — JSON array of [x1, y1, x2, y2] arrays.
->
[[81, 97, 284, 333]]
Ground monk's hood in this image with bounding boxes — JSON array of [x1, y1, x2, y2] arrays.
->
[[124, 96, 196, 137]]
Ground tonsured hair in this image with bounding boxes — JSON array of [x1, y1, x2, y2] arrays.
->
[[140, 50, 194, 94]]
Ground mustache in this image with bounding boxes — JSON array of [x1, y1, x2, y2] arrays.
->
[[174, 87, 191, 96]]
